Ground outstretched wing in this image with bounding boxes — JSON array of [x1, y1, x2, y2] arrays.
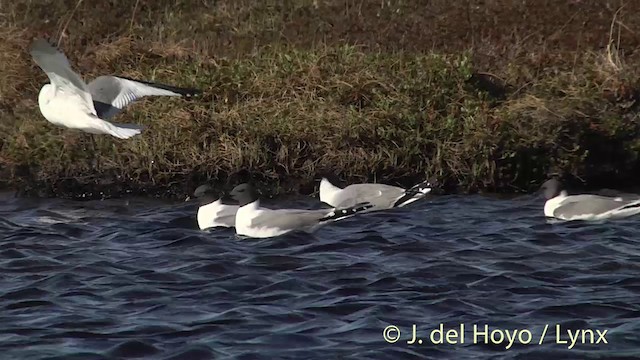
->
[[29, 39, 95, 113], [87, 75, 200, 119]]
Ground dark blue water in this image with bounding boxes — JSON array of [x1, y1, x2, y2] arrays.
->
[[1, 191, 639, 359]]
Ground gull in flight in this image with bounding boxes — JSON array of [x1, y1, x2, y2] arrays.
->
[[29, 38, 200, 139], [229, 183, 373, 239]]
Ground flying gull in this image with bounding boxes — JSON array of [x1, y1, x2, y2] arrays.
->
[[29, 38, 200, 139]]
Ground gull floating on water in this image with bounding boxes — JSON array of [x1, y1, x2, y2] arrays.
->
[[193, 184, 239, 230], [541, 178, 640, 221], [29, 38, 200, 139], [319, 176, 434, 211], [229, 183, 373, 239]]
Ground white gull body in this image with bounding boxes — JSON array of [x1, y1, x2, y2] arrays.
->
[[319, 177, 432, 211], [193, 184, 239, 230], [30, 38, 199, 139], [197, 199, 239, 230], [541, 178, 640, 221], [230, 183, 373, 239]]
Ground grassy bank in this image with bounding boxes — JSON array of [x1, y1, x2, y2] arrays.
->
[[2, 1, 640, 199]]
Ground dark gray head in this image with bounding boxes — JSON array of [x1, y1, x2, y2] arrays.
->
[[193, 184, 217, 204], [539, 178, 562, 199], [229, 183, 259, 206], [193, 184, 213, 197]]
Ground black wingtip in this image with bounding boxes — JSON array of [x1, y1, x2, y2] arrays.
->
[[319, 202, 374, 222], [391, 179, 435, 208], [407, 178, 436, 192], [392, 192, 425, 208], [171, 86, 202, 98]]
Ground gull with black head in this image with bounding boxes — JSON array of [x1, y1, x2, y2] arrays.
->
[[229, 183, 374, 239]]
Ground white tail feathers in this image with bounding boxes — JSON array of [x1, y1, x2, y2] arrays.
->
[[105, 122, 143, 139], [111, 126, 143, 139]]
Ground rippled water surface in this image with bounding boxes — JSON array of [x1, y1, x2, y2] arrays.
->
[[1, 191, 639, 359]]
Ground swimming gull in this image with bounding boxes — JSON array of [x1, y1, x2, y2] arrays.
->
[[541, 178, 640, 221], [319, 176, 435, 211], [193, 184, 239, 230], [229, 183, 374, 238], [29, 38, 200, 139]]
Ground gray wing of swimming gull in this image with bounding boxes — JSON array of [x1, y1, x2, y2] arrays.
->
[[88, 75, 201, 119], [250, 202, 373, 231], [554, 195, 633, 218], [214, 213, 237, 228], [250, 209, 328, 232], [333, 183, 404, 209], [217, 205, 239, 227]]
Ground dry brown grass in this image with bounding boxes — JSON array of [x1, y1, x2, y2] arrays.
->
[[2, 0, 640, 198]]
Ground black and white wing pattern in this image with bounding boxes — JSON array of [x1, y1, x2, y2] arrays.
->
[[87, 75, 201, 119]]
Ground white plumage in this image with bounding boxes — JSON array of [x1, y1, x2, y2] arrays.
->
[[541, 178, 640, 221], [30, 39, 200, 139], [229, 183, 374, 239], [319, 177, 433, 211]]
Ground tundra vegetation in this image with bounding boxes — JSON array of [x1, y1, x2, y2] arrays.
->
[[1, 0, 640, 199]]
